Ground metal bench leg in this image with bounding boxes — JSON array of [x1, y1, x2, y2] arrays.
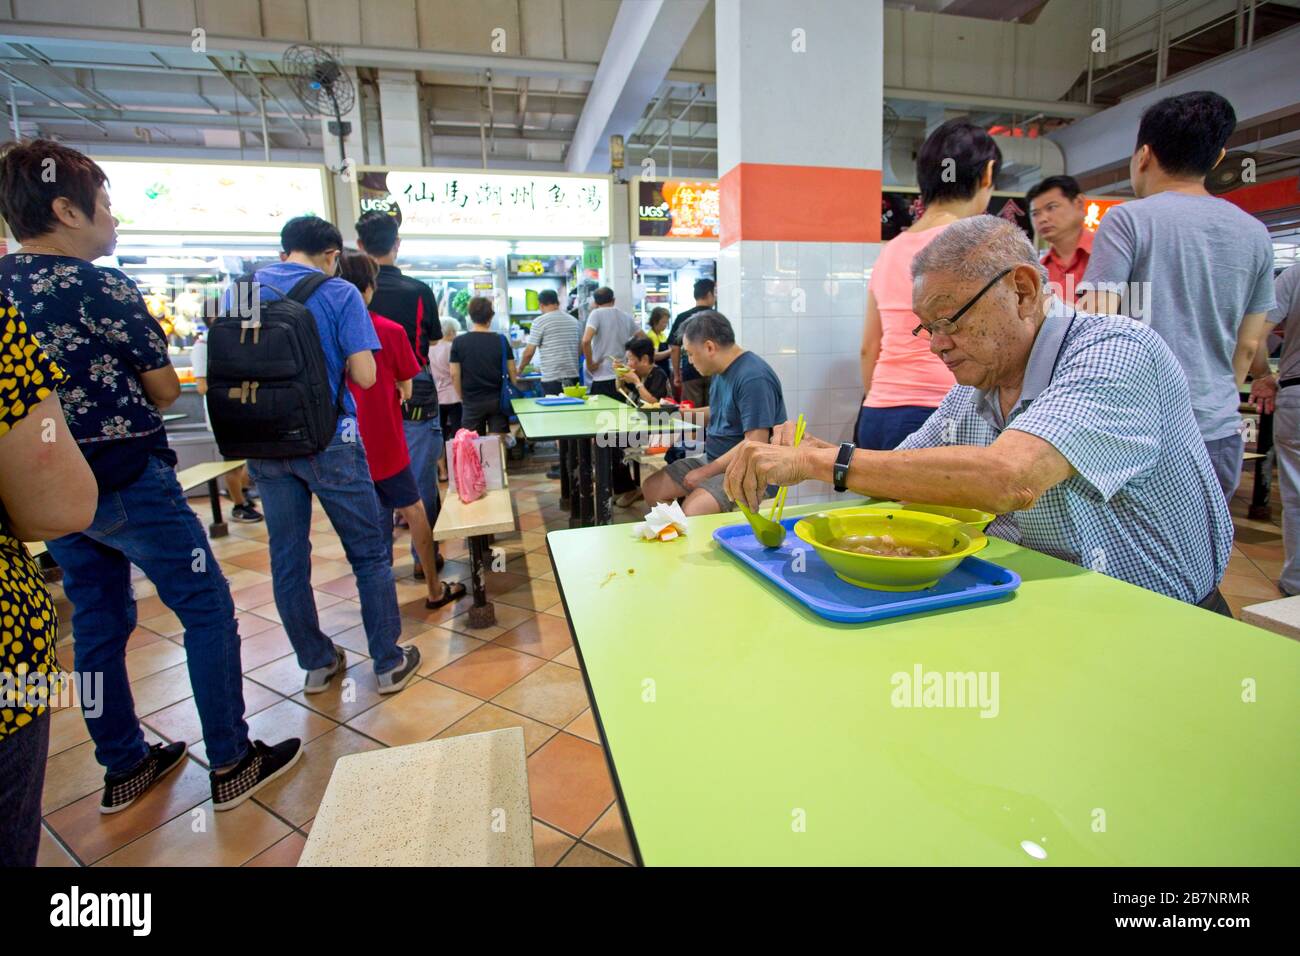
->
[[466, 535, 496, 629], [207, 478, 229, 538], [578, 437, 595, 527], [595, 441, 612, 526], [1249, 410, 1274, 520], [559, 437, 572, 508]]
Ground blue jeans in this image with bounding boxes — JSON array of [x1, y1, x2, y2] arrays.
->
[[248, 436, 404, 674], [0, 710, 49, 865], [47, 454, 249, 774], [855, 405, 938, 451], [401, 416, 444, 569]]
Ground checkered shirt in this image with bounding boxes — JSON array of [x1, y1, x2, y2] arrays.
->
[[898, 306, 1232, 604]]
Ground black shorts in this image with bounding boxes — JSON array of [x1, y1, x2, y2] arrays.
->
[[373, 465, 421, 510], [462, 398, 508, 435]]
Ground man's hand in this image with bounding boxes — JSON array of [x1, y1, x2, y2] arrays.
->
[[682, 468, 702, 492], [771, 420, 835, 450], [1251, 373, 1279, 415], [723, 440, 815, 512]]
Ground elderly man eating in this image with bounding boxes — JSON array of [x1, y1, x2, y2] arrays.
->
[[723, 215, 1234, 612]]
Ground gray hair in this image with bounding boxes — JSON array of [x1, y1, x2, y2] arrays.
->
[[681, 309, 736, 348], [910, 214, 1048, 286], [441, 318, 461, 338]]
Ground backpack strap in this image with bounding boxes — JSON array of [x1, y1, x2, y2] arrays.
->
[[284, 271, 332, 305]]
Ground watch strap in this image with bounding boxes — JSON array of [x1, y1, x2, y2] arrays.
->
[[833, 441, 855, 493]]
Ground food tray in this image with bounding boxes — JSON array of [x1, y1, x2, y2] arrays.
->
[[534, 396, 586, 406], [712, 517, 1020, 624]]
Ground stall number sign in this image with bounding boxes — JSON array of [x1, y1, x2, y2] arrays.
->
[[638, 179, 720, 239], [98, 160, 327, 234], [369, 171, 610, 238]]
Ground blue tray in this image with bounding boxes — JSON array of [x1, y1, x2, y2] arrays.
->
[[712, 517, 1020, 624], [534, 396, 585, 406]]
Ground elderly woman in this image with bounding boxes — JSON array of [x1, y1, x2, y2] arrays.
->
[[429, 317, 461, 480], [724, 215, 1233, 612]]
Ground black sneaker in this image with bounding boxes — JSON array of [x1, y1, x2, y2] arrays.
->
[[230, 502, 264, 523], [100, 741, 188, 814], [376, 645, 422, 694], [210, 738, 303, 812]]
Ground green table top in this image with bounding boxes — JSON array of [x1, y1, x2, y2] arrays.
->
[[547, 501, 1300, 866], [511, 395, 623, 415], [518, 405, 697, 441]]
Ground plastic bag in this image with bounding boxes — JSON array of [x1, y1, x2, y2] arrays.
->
[[450, 428, 487, 503]]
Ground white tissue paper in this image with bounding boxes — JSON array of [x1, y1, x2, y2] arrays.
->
[[634, 501, 689, 541]]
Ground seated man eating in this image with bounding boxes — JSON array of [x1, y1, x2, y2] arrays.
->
[[643, 310, 786, 515], [723, 215, 1233, 611]]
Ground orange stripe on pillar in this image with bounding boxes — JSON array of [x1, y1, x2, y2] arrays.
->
[[719, 162, 882, 247]]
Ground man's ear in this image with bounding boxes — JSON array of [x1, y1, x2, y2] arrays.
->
[[982, 160, 996, 190], [1013, 264, 1042, 314], [1210, 147, 1227, 171]]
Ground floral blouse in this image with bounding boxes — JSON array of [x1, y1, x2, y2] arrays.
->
[[0, 254, 170, 450], [0, 296, 65, 741]]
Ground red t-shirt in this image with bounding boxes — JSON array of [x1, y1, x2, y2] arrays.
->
[[349, 311, 421, 481]]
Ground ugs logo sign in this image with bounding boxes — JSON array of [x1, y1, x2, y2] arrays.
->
[[360, 197, 395, 214], [639, 202, 670, 220], [49, 886, 151, 936]]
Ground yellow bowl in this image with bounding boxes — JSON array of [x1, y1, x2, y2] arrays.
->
[[793, 509, 988, 591], [562, 385, 589, 398], [867, 501, 996, 532]]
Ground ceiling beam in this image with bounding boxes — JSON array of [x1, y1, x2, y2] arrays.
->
[[564, 0, 709, 173]]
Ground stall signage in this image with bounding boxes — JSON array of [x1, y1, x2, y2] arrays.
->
[[637, 179, 720, 239], [98, 160, 328, 234], [359, 169, 609, 238]]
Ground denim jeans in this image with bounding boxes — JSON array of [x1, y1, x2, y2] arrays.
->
[[0, 710, 49, 865], [248, 435, 404, 674], [47, 454, 249, 774], [1203, 432, 1244, 503], [401, 415, 444, 570]]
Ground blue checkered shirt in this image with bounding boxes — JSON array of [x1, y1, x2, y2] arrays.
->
[[898, 306, 1232, 604]]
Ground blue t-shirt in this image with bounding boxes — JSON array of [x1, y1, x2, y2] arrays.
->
[[0, 253, 175, 491], [704, 350, 787, 460], [229, 262, 380, 435]]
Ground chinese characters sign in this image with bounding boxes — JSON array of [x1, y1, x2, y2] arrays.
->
[[637, 179, 720, 239], [1082, 198, 1123, 233], [99, 160, 329, 234], [358, 169, 609, 238]]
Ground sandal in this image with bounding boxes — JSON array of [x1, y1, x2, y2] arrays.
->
[[426, 581, 467, 610]]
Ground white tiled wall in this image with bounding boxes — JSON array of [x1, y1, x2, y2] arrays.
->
[[718, 239, 882, 504]]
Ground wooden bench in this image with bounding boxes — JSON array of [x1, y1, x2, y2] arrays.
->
[[1241, 595, 1300, 642], [298, 728, 534, 867], [176, 459, 247, 538]]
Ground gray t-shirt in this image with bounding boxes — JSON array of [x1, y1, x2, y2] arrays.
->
[[584, 305, 637, 381], [1084, 192, 1276, 441], [704, 350, 788, 461], [1271, 264, 1300, 381], [526, 309, 581, 381]]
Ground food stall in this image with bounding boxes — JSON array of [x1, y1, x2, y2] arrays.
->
[[630, 178, 719, 321], [351, 167, 612, 379], [93, 157, 333, 467]]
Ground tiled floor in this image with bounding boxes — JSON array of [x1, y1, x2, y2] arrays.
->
[[33, 456, 1291, 868], [37, 456, 637, 868]]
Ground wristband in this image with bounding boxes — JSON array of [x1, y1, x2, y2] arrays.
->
[[832, 442, 855, 493]]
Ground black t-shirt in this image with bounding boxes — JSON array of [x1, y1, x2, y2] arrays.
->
[[450, 330, 509, 404], [369, 264, 442, 364], [619, 366, 671, 405], [668, 304, 709, 381]]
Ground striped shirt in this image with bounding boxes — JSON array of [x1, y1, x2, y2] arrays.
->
[[898, 301, 1232, 604], [527, 309, 582, 382]]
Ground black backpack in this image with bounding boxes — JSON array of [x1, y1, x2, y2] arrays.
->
[[206, 271, 344, 459]]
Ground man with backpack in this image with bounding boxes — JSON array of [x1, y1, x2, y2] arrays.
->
[[210, 216, 420, 695], [355, 211, 444, 580]]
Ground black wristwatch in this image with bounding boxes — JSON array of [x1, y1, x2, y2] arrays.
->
[[832, 441, 855, 493]]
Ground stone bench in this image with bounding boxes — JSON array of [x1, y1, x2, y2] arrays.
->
[[298, 728, 534, 867]]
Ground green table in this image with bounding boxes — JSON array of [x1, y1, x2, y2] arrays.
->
[[547, 501, 1300, 866], [519, 406, 695, 525], [511, 395, 623, 415]]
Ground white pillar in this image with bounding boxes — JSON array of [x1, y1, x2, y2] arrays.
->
[[609, 180, 634, 313], [715, 0, 883, 502], [377, 70, 424, 167]]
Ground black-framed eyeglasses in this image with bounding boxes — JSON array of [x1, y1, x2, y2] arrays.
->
[[912, 267, 1014, 338]]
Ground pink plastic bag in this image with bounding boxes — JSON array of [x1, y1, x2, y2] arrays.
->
[[451, 428, 487, 503]]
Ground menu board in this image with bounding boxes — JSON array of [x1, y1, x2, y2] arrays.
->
[[358, 169, 610, 238], [636, 179, 720, 239], [98, 160, 329, 234]]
